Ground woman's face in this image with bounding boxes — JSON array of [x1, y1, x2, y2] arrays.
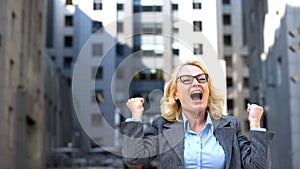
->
[[175, 65, 209, 115]]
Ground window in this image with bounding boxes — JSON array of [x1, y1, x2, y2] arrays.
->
[[193, 21, 202, 32], [226, 77, 233, 88], [91, 113, 103, 127], [224, 35, 232, 46], [117, 3, 123, 10], [92, 66, 103, 79], [172, 48, 179, 56], [92, 43, 103, 56], [243, 77, 249, 88], [224, 55, 232, 67], [64, 57, 72, 69], [241, 55, 248, 67], [172, 4, 178, 10], [133, 45, 140, 52], [223, 14, 231, 25], [95, 90, 104, 103], [134, 6, 162, 13], [193, 0, 201, 9], [65, 15, 73, 26], [142, 23, 162, 34], [276, 57, 282, 85], [66, 0, 72, 5], [227, 99, 234, 110], [117, 22, 123, 33], [38, 12, 42, 34], [64, 36, 73, 47], [92, 21, 103, 33], [244, 98, 249, 109], [0, 34, 2, 47], [93, 0, 102, 10], [33, 50, 41, 75], [173, 27, 179, 34], [223, 0, 230, 5], [8, 107, 14, 149], [134, 69, 163, 80], [193, 43, 203, 55], [116, 43, 124, 55]]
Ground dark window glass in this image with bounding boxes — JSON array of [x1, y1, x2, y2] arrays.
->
[[193, 21, 202, 32], [226, 77, 233, 88], [116, 43, 124, 55], [92, 21, 103, 33], [224, 35, 232, 46], [64, 57, 72, 69], [224, 55, 232, 67], [172, 4, 178, 10], [65, 15, 73, 26], [227, 99, 234, 110], [117, 3, 123, 10], [193, 3, 201, 9], [223, 0, 230, 5], [172, 48, 179, 55], [96, 67, 103, 79], [64, 36, 73, 47], [66, 0, 72, 5], [223, 14, 231, 25], [134, 5, 162, 13], [243, 77, 249, 88]]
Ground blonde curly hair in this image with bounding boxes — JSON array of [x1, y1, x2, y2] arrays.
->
[[160, 60, 225, 122]]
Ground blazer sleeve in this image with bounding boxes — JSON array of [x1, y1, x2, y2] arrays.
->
[[235, 118, 275, 169], [121, 120, 160, 167]]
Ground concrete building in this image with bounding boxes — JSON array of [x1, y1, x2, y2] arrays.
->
[[115, 0, 225, 121], [47, 0, 119, 152], [217, 0, 251, 132], [0, 0, 47, 168], [264, 3, 300, 169], [48, 0, 225, 155]]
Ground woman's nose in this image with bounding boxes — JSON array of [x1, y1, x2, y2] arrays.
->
[[191, 78, 201, 86]]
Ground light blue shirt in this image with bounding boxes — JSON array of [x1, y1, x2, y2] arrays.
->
[[183, 112, 226, 169]]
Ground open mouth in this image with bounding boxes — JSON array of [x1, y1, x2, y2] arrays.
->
[[190, 92, 203, 101]]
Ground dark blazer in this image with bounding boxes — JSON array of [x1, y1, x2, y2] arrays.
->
[[122, 116, 274, 169]]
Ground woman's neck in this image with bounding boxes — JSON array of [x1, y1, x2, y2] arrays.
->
[[184, 110, 207, 134]]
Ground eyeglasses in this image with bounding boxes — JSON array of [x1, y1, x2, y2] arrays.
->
[[177, 73, 209, 84]]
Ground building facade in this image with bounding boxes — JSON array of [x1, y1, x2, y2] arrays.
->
[[48, 0, 224, 154], [0, 0, 47, 168], [217, 0, 252, 132], [264, 4, 300, 169]]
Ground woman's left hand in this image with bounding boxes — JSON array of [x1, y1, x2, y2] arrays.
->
[[247, 103, 264, 128]]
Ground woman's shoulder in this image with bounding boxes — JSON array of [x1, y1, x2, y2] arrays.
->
[[152, 115, 168, 125], [220, 115, 241, 124]]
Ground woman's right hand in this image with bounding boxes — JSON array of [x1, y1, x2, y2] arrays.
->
[[126, 97, 145, 119]]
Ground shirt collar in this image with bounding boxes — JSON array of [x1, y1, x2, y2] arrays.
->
[[182, 111, 214, 132]]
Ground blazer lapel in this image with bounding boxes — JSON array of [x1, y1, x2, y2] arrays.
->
[[162, 121, 184, 164], [212, 118, 235, 169]]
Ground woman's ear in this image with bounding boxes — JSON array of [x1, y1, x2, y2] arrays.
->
[[174, 91, 179, 100]]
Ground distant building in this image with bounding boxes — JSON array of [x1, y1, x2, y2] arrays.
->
[[264, 4, 300, 169], [0, 0, 47, 168], [218, 0, 252, 133]]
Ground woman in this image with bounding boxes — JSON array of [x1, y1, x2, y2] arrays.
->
[[122, 60, 274, 169]]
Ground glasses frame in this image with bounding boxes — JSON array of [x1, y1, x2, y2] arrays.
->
[[177, 73, 209, 84]]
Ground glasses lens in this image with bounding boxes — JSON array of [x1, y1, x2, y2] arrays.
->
[[180, 75, 193, 84], [196, 74, 208, 83]]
